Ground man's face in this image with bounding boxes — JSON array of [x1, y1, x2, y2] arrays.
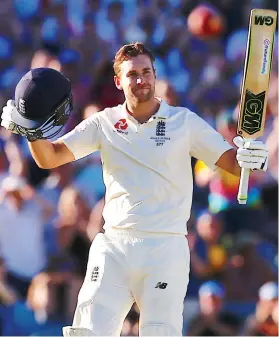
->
[[115, 55, 156, 104]]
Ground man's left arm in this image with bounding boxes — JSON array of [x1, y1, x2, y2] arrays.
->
[[215, 148, 240, 177], [187, 112, 268, 177]]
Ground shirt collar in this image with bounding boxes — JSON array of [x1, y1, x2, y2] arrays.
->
[[121, 97, 170, 120]]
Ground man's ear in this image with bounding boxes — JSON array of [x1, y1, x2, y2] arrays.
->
[[153, 68, 157, 79], [114, 75, 123, 90]]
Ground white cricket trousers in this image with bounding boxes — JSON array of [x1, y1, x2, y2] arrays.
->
[[71, 229, 190, 336]]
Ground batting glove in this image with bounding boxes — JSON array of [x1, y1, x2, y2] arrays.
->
[[233, 136, 268, 171], [1, 100, 20, 135], [1, 100, 45, 141]]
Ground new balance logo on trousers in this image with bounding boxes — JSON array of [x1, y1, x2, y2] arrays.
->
[[155, 282, 168, 289]]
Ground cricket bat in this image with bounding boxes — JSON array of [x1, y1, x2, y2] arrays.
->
[[237, 8, 277, 204]]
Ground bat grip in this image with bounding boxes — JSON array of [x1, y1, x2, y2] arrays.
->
[[237, 167, 250, 204]]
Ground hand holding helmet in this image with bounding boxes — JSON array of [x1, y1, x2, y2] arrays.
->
[[1, 68, 73, 141], [1, 99, 22, 135], [1, 99, 44, 141]]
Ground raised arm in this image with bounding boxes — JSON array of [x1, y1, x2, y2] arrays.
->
[[1, 99, 75, 169], [188, 112, 268, 179], [1, 99, 101, 169], [28, 139, 75, 169], [0, 68, 77, 169], [215, 148, 240, 177]]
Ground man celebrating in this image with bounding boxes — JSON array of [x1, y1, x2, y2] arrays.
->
[[1, 43, 268, 336]]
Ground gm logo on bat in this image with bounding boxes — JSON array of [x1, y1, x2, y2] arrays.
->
[[239, 90, 265, 135], [255, 15, 274, 26]]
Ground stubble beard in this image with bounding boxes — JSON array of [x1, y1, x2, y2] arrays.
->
[[130, 86, 155, 103]]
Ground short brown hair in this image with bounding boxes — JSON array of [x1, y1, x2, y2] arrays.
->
[[113, 42, 155, 76]]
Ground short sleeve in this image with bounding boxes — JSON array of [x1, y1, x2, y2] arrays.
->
[[187, 112, 233, 170], [59, 115, 101, 160]]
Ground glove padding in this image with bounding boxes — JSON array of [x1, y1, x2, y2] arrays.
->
[[233, 136, 268, 171], [1, 100, 43, 141], [1, 100, 19, 133]]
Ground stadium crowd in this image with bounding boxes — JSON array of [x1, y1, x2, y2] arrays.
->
[[0, 0, 277, 335]]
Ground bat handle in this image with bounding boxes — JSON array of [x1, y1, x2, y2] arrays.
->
[[237, 167, 250, 204]]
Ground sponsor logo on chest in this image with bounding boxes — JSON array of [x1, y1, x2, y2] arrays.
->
[[113, 117, 171, 146], [114, 118, 128, 134]]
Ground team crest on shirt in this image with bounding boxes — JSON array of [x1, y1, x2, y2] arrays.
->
[[150, 120, 170, 146], [114, 119, 128, 135]]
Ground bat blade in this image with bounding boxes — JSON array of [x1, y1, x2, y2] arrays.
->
[[237, 9, 277, 140], [237, 9, 277, 204]]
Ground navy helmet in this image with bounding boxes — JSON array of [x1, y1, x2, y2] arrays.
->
[[12, 67, 73, 138]]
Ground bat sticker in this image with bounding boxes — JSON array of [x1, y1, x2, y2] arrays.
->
[[239, 90, 265, 135]]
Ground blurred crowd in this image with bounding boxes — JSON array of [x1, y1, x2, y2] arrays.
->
[[0, 0, 277, 335]]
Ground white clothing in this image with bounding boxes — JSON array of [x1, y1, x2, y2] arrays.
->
[[60, 99, 232, 235], [0, 200, 46, 278], [60, 99, 232, 336], [72, 230, 190, 336]]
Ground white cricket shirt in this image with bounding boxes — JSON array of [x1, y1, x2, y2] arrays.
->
[[60, 99, 232, 234]]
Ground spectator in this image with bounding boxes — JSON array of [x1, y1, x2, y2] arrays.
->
[[1, 271, 82, 335], [222, 231, 276, 303], [0, 175, 54, 298], [4, 138, 28, 178], [82, 102, 102, 120], [0, 257, 18, 305], [30, 49, 61, 71], [185, 211, 231, 327], [0, 257, 18, 335], [188, 211, 229, 284], [187, 280, 241, 336], [38, 164, 75, 207], [155, 79, 178, 105], [242, 282, 278, 336], [90, 60, 124, 109], [86, 197, 105, 241], [49, 185, 92, 277]]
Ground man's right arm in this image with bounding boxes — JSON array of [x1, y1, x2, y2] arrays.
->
[[28, 139, 75, 169], [2, 99, 101, 169]]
